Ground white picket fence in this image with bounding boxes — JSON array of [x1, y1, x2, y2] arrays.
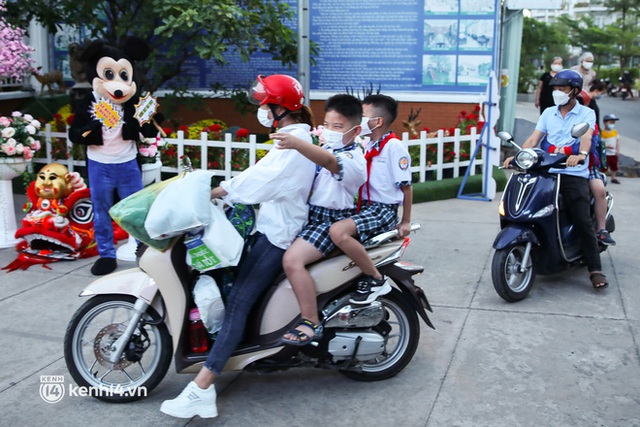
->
[[34, 124, 483, 182]]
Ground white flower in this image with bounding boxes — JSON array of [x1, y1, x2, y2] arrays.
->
[[16, 143, 24, 154], [30, 119, 41, 129], [11, 111, 22, 117], [6, 138, 16, 147], [25, 124, 36, 135], [1, 127, 16, 138], [24, 114, 33, 121]]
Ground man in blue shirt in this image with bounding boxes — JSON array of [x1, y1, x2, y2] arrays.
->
[[503, 69, 607, 289]]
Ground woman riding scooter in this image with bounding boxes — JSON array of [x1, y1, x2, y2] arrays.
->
[[503, 69, 608, 290], [161, 74, 318, 419]]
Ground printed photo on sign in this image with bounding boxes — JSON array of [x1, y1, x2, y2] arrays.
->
[[423, 55, 456, 86], [424, 20, 459, 51]]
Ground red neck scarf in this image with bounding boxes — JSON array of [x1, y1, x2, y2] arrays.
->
[[356, 132, 397, 212]]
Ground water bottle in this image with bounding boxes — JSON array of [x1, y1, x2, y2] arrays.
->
[[189, 308, 209, 353]]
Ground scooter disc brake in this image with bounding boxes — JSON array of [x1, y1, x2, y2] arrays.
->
[[93, 324, 133, 370]]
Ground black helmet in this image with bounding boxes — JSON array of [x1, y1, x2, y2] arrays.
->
[[549, 69, 583, 90], [603, 114, 620, 122]]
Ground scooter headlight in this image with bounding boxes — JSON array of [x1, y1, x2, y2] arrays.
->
[[514, 148, 539, 170]]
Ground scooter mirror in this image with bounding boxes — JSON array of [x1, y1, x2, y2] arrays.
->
[[570, 122, 589, 139], [497, 131, 513, 142]]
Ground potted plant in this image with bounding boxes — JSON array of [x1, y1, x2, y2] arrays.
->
[[0, 111, 42, 247]]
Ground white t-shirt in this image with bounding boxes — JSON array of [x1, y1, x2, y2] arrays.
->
[[363, 136, 412, 205], [86, 93, 138, 164], [309, 144, 366, 210], [220, 123, 316, 249]]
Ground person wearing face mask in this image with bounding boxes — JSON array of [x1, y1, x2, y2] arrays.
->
[[330, 94, 413, 304], [571, 52, 596, 89], [535, 56, 564, 114], [601, 113, 621, 184], [269, 94, 366, 345], [161, 74, 317, 419], [503, 69, 609, 290]]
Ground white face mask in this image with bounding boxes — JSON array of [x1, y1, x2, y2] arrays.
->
[[257, 108, 273, 128], [359, 116, 380, 136], [552, 90, 570, 106], [582, 61, 594, 70], [551, 64, 563, 72], [606, 123, 615, 130], [323, 126, 356, 150]]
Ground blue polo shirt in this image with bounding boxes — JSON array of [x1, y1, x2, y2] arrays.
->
[[535, 101, 595, 178]]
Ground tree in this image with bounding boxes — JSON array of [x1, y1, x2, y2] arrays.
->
[[3, 0, 302, 93], [519, 17, 569, 92], [597, 0, 640, 73]]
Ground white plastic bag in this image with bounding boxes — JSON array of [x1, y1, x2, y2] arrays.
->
[[184, 201, 244, 272], [193, 275, 225, 334], [145, 170, 214, 239]]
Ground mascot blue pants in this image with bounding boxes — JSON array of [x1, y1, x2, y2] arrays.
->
[[88, 158, 142, 259]]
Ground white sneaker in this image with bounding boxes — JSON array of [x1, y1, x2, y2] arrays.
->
[[160, 381, 218, 419]]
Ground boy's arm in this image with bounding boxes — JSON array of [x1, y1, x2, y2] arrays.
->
[[397, 184, 412, 237], [271, 131, 340, 174]]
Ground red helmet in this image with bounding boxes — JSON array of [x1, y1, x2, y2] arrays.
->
[[578, 89, 591, 106], [248, 74, 305, 111]]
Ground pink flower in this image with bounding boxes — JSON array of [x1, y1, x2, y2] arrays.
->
[[139, 146, 150, 157], [148, 144, 158, 157], [22, 146, 33, 160], [32, 139, 41, 151], [1, 143, 17, 156], [0, 117, 10, 126]]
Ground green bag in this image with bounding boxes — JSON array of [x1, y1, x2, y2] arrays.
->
[[109, 174, 182, 251]]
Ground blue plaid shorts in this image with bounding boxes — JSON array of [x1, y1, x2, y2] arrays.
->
[[351, 202, 399, 242], [588, 167, 605, 182], [298, 205, 353, 256]]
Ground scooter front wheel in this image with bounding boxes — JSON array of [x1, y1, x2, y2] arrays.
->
[[64, 295, 172, 402], [491, 245, 536, 302]]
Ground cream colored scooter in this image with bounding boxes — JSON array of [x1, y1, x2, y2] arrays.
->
[[64, 224, 433, 402]]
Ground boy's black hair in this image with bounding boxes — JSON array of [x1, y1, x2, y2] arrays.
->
[[362, 94, 398, 124], [325, 94, 363, 126]]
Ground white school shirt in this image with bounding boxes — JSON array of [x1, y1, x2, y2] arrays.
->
[[86, 92, 138, 164], [220, 123, 315, 249], [364, 135, 412, 205], [309, 144, 366, 210]]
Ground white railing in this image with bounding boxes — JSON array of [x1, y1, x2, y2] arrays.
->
[[34, 124, 483, 182]]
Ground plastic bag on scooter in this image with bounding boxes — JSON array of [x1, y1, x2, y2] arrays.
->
[[193, 274, 225, 334], [184, 200, 244, 272], [145, 170, 215, 240], [109, 175, 182, 251]]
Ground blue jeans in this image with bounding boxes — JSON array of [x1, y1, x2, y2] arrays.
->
[[204, 233, 285, 375], [87, 159, 142, 258]]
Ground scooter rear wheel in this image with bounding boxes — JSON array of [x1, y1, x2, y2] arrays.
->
[[340, 289, 420, 381], [491, 245, 536, 302], [64, 295, 172, 402]]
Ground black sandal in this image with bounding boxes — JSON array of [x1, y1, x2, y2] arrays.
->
[[590, 272, 609, 289], [281, 319, 323, 346]]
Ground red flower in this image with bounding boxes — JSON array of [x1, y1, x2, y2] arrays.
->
[[236, 128, 249, 139], [466, 125, 474, 133], [209, 124, 222, 132], [178, 125, 188, 132], [459, 110, 467, 117], [162, 127, 173, 135], [422, 127, 430, 133], [448, 127, 456, 135], [66, 114, 75, 125], [54, 113, 62, 120], [465, 114, 476, 120], [213, 161, 220, 168], [474, 105, 481, 111], [477, 121, 485, 130]]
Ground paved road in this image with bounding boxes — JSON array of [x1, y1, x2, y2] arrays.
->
[[0, 103, 639, 427]]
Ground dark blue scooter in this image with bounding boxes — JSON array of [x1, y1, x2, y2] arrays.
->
[[491, 123, 615, 302]]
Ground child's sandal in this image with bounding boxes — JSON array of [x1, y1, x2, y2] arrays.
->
[[281, 319, 323, 346]]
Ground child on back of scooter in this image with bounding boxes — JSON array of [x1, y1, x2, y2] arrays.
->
[[330, 94, 413, 305], [270, 94, 366, 345]]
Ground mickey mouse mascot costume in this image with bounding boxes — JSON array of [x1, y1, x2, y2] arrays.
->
[[69, 36, 159, 275]]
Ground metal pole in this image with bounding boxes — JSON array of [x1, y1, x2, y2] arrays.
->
[[297, 0, 310, 105]]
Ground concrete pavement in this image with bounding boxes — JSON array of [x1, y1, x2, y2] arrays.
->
[[1, 107, 639, 426]]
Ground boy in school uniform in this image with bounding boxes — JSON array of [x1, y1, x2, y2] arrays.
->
[[330, 94, 413, 304], [271, 94, 366, 345]]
